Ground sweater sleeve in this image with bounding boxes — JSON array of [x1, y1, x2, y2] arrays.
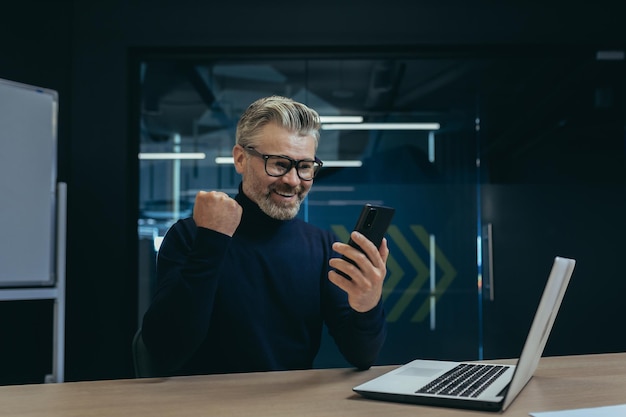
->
[[141, 218, 230, 373], [324, 293, 387, 370], [321, 235, 387, 370]]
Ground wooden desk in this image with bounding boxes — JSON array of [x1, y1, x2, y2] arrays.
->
[[1, 353, 624, 416]]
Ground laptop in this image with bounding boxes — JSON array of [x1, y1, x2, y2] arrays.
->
[[353, 256, 576, 412]]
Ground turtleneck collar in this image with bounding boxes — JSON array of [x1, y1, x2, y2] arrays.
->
[[234, 183, 293, 237]]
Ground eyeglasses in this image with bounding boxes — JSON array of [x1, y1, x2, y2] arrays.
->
[[243, 146, 323, 181]]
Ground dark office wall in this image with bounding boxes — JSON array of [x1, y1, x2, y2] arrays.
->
[[0, 0, 72, 385], [0, 1, 71, 180], [1, 1, 625, 383]]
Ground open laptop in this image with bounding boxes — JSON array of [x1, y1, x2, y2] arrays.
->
[[353, 256, 576, 412]]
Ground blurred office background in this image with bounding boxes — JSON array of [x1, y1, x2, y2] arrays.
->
[[0, 0, 624, 384]]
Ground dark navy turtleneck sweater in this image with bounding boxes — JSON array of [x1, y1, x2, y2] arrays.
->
[[142, 186, 386, 376]]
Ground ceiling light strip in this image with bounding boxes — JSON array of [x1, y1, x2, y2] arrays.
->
[[215, 157, 234, 164], [319, 116, 364, 123], [215, 157, 361, 168], [321, 160, 362, 168], [322, 122, 440, 131], [139, 152, 207, 160]]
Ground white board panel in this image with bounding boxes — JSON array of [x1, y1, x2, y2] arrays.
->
[[0, 78, 57, 287]]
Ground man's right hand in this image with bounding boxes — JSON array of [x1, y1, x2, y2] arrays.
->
[[192, 191, 242, 237]]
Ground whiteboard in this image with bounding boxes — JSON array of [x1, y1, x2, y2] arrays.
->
[[0, 78, 58, 287]]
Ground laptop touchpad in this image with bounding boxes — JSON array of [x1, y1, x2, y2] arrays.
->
[[398, 367, 443, 377]]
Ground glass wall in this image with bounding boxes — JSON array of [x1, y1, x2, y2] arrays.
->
[[137, 54, 482, 366], [136, 49, 626, 366]]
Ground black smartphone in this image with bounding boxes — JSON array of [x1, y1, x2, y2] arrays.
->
[[338, 204, 395, 280]]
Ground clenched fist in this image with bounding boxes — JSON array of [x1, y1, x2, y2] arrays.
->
[[193, 191, 242, 237]]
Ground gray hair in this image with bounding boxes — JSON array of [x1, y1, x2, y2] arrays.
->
[[236, 96, 321, 149]]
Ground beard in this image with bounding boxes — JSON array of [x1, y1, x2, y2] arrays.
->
[[243, 171, 309, 220], [256, 183, 306, 220]]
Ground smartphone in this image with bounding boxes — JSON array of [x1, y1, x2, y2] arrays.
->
[[338, 204, 395, 280]]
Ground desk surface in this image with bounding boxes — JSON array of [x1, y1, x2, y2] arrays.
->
[[1, 352, 624, 416]]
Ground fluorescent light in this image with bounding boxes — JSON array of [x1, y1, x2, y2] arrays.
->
[[319, 116, 364, 123], [215, 157, 234, 164], [321, 160, 362, 168], [215, 157, 361, 168], [139, 152, 206, 160], [321, 122, 440, 131], [596, 50, 625, 61]]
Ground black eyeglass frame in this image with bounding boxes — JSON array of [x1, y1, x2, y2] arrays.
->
[[243, 146, 323, 181]]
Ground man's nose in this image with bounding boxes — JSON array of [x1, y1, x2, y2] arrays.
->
[[281, 165, 301, 185]]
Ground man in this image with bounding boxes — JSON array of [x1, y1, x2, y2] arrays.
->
[[142, 96, 388, 376]]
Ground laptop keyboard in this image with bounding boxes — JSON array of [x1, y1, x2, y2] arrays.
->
[[416, 363, 508, 398]]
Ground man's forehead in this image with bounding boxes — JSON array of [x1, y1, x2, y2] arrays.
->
[[254, 124, 317, 152]]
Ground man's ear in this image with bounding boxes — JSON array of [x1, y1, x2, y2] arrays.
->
[[232, 144, 246, 174]]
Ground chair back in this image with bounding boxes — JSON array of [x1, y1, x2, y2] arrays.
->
[[132, 328, 159, 378]]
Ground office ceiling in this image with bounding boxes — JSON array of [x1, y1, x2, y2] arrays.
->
[[138, 51, 625, 182], [140, 57, 478, 140]]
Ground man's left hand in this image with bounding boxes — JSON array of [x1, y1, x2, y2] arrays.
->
[[328, 232, 389, 312]]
